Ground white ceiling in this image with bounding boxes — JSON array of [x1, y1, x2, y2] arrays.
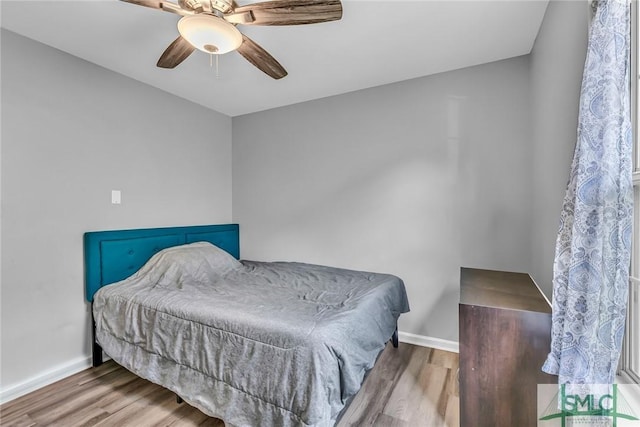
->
[[1, 0, 549, 117]]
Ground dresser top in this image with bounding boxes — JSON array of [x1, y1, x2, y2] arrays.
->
[[460, 267, 551, 313]]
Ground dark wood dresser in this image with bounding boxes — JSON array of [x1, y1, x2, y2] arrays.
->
[[459, 267, 556, 426]]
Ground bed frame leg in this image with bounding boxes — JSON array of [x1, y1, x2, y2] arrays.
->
[[92, 305, 104, 367], [176, 395, 184, 404], [392, 326, 399, 348]]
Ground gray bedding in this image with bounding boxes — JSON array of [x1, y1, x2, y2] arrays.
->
[[93, 242, 410, 427]]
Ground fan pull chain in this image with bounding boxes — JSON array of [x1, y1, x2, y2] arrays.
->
[[208, 54, 220, 79]]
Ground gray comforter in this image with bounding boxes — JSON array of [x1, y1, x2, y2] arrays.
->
[[93, 243, 409, 427]]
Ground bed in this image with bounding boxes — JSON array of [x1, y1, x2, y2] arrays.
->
[[85, 224, 410, 427]]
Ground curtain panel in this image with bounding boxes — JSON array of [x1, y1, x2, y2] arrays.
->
[[542, 0, 634, 387]]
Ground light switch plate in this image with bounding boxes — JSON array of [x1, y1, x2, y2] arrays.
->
[[111, 190, 121, 204]]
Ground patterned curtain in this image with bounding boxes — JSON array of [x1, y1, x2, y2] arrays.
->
[[542, 0, 633, 387]]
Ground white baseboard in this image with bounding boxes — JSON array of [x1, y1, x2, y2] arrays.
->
[[399, 331, 459, 353], [0, 356, 92, 405]]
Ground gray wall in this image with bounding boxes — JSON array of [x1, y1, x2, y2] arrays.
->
[[1, 30, 232, 390], [232, 56, 533, 341], [529, 0, 589, 297], [0, 0, 592, 398]]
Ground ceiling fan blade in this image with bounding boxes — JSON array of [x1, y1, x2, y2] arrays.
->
[[229, 0, 342, 26], [120, 0, 189, 15], [236, 34, 287, 79], [157, 36, 196, 69], [120, 0, 163, 9]]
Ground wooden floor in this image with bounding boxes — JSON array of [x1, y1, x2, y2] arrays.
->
[[0, 343, 459, 427]]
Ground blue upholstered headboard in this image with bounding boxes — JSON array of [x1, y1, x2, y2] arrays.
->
[[84, 224, 239, 302]]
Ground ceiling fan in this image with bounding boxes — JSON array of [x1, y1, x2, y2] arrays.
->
[[121, 0, 343, 79]]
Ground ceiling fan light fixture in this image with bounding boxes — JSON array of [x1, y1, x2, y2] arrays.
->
[[177, 14, 242, 54]]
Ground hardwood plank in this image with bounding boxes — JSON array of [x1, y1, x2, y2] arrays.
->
[[92, 387, 177, 426], [381, 345, 433, 421], [98, 373, 161, 414], [338, 343, 414, 426], [157, 401, 220, 426], [409, 364, 449, 426], [370, 342, 416, 382], [373, 413, 409, 427], [55, 407, 110, 427], [428, 349, 459, 370], [0, 364, 115, 420], [0, 414, 35, 427], [26, 369, 139, 424], [444, 395, 460, 427], [1, 362, 126, 423], [338, 376, 394, 426]]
